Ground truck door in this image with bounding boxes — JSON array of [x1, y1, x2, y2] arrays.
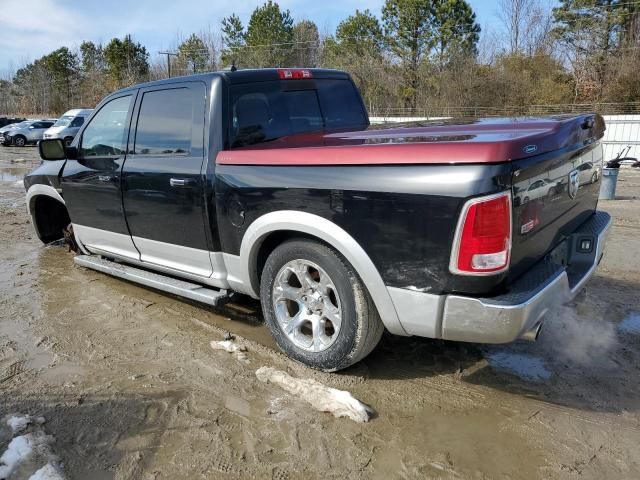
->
[[121, 82, 213, 277], [61, 93, 140, 260]]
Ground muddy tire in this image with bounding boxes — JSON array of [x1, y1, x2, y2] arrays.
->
[[260, 239, 384, 372]]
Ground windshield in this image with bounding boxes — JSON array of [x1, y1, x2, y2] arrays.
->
[[229, 78, 368, 148], [53, 116, 74, 127]]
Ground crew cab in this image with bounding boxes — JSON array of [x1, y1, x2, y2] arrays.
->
[[26, 68, 611, 371]]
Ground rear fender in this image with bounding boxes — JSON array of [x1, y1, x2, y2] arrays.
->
[[226, 210, 407, 335]]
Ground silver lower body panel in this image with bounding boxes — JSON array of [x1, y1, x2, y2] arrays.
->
[[390, 211, 612, 343]]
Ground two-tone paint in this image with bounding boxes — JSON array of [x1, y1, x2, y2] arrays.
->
[[24, 69, 607, 341]]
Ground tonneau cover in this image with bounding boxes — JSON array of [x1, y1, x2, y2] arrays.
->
[[217, 114, 605, 166]]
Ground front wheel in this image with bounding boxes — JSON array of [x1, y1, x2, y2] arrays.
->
[[13, 135, 26, 147], [260, 239, 384, 371]]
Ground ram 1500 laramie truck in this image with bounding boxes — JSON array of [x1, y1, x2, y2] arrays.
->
[[26, 68, 611, 371]]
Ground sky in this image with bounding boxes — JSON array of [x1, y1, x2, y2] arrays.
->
[[0, 0, 505, 76]]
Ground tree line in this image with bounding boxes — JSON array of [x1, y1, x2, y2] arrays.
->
[[1, 0, 638, 116]]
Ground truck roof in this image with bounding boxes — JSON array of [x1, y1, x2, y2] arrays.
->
[[61, 109, 94, 116], [115, 68, 351, 94]]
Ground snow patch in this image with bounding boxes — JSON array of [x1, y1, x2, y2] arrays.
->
[[255, 366, 373, 422], [7, 414, 32, 434], [619, 312, 640, 334], [210, 339, 249, 363], [0, 434, 34, 478], [29, 462, 65, 480], [0, 415, 64, 479], [5, 414, 45, 434], [488, 352, 551, 381]]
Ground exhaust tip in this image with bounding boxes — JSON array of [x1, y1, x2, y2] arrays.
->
[[520, 322, 543, 342]]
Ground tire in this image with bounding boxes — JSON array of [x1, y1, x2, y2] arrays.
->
[[260, 239, 384, 371], [63, 137, 74, 146], [13, 135, 26, 147], [591, 172, 598, 184]]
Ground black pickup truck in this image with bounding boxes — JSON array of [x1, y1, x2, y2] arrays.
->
[[26, 68, 610, 371]]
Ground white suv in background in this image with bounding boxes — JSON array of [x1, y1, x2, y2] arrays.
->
[[43, 109, 93, 146]]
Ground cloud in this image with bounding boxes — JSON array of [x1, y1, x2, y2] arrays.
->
[[0, 0, 90, 66]]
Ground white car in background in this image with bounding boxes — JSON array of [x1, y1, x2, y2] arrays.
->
[[43, 109, 94, 146]]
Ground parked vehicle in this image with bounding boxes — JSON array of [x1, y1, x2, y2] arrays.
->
[[43, 109, 93, 146], [0, 117, 25, 128], [26, 69, 611, 371], [520, 178, 559, 204], [5, 119, 55, 146], [0, 120, 31, 145]]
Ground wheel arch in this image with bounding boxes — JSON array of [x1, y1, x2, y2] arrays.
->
[[232, 210, 406, 335], [26, 185, 69, 243]]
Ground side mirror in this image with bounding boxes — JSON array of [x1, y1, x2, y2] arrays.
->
[[39, 139, 66, 160]]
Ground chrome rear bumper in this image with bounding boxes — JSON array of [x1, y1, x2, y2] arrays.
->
[[440, 211, 611, 343]]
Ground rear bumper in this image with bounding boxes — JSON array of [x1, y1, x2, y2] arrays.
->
[[391, 211, 612, 343]]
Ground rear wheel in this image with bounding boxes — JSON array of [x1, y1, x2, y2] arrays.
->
[[63, 137, 74, 146], [260, 239, 384, 371], [13, 135, 26, 147]]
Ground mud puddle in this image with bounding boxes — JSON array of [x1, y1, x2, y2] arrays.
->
[[619, 312, 640, 334], [486, 351, 551, 381], [0, 168, 23, 182]]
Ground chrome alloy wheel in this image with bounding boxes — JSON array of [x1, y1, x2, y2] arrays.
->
[[272, 259, 342, 352]]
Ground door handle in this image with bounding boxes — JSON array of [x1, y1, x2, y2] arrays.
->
[[169, 178, 195, 187]]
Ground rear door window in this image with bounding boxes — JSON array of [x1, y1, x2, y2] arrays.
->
[[134, 88, 193, 155], [229, 79, 367, 148]]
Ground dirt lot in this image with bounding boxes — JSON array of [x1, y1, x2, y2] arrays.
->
[[1, 145, 639, 479]]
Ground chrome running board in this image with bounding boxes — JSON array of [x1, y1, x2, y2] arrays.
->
[[74, 255, 231, 306]]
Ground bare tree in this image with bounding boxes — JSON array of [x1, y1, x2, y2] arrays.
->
[[497, 0, 553, 55]]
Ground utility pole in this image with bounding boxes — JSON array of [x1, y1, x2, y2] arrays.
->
[[159, 51, 179, 78]]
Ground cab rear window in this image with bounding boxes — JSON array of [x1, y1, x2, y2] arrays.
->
[[229, 79, 367, 148]]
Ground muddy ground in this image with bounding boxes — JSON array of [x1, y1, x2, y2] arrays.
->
[[1, 145, 639, 480]]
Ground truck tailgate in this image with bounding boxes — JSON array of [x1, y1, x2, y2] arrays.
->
[[509, 115, 604, 281]]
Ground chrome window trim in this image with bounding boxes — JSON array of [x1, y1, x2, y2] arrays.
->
[[448, 191, 513, 277]]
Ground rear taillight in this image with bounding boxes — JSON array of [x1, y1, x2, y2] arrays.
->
[[277, 69, 313, 79], [450, 192, 512, 275]]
